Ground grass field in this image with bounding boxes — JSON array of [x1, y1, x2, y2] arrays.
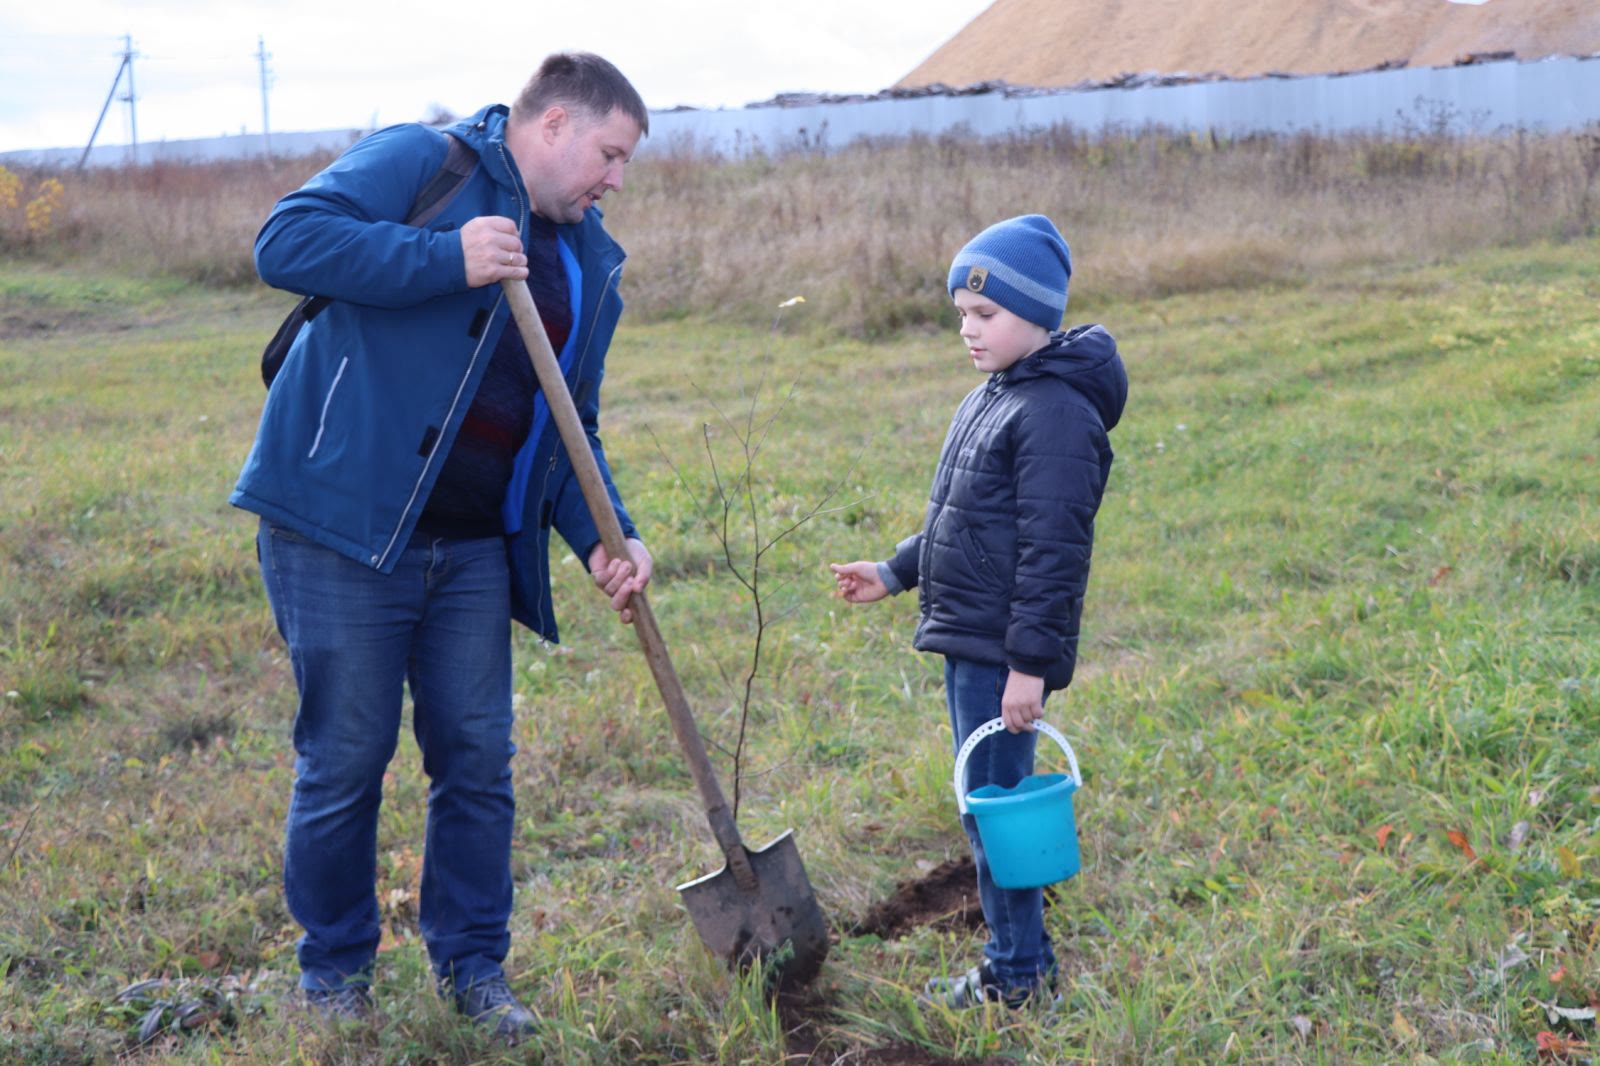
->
[[2, 227, 1599, 1060]]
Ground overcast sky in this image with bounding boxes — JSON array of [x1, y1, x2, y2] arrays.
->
[[0, 0, 992, 153]]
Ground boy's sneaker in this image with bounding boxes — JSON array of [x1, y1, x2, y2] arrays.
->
[[922, 960, 1060, 1011], [452, 975, 537, 1042], [301, 985, 373, 1021]]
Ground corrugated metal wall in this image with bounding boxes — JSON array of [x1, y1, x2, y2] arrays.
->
[[6, 55, 1598, 169], [647, 55, 1600, 156]]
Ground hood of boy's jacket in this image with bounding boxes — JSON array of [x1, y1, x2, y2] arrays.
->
[[998, 323, 1127, 431]]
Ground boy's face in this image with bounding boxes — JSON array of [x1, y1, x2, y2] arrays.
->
[[953, 288, 1051, 374]]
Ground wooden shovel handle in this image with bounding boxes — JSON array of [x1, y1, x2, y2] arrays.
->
[[500, 279, 756, 887]]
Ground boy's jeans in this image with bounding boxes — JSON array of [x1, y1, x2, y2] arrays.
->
[[258, 521, 516, 993], [944, 657, 1057, 992]]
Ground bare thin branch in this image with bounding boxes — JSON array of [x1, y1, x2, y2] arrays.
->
[[3, 781, 59, 869], [645, 423, 720, 531]]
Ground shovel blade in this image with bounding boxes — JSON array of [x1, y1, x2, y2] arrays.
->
[[676, 829, 829, 989]]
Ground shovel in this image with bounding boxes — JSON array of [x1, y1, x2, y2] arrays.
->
[[500, 278, 830, 990]]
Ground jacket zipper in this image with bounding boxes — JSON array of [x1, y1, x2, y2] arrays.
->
[[372, 144, 524, 569], [920, 383, 1000, 609], [530, 254, 624, 637]]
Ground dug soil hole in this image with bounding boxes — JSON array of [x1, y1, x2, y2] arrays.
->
[[777, 857, 1019, 1065], [857, 856, 985, 939]]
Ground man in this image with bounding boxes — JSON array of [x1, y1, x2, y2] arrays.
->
[[232, 52, 652, 1039]]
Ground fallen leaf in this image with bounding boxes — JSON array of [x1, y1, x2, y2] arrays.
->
[[1427, 564, 1453, 586], [1497, 940, 1530, 978], [1446, 829, 1478, 863], [1376, 824, 1394, 850], [1509, 821, 1530, 851], [1536, 1030, 1591, 1061], [1536, 998, 1598, 1024], [1392, 1010, 1418, 1042]]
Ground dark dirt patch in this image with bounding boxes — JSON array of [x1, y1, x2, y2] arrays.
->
[[1, 310, 92, 338], [0, 309, 141, 339], [856, 857, 985, 940], [773, 857, 1021, 1063], [773, 856, 1070, 1061]]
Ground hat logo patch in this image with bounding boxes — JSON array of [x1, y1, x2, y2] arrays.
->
[[965, 266, 988, 293]]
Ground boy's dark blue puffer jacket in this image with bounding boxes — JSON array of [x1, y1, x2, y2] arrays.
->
[[885, 324, 1127, 690]]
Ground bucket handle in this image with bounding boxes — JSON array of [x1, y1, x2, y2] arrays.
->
[[953, 719, 1081, 815]]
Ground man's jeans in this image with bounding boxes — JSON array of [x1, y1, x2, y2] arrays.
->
[[258, 521, 516, 993], [944, 657, 1057, 992]]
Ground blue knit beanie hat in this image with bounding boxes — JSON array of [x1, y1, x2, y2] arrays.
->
[[947, 214, 1072, 330]]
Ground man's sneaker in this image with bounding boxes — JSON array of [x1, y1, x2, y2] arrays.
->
[[922, 960, 1060, 1011], [453, 975, 537, 1042], [301, 985, 373, 1021]]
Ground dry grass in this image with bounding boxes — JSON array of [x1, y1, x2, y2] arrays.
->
[[2, 122, 1598, 337], [610, 124, 1600, 335]]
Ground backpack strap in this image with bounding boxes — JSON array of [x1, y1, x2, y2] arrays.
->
[[405, 132, 478, 227], [261, 130, 480, 388], [300, 133, 477, 320]]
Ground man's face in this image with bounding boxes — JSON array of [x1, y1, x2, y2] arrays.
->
[[517, 106, 641, 225]]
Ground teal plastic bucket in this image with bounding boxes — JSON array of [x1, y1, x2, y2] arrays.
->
[[954, 720, 1083, 890]]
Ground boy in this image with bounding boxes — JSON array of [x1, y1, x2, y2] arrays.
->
[[830, 214, 1126, 1008]]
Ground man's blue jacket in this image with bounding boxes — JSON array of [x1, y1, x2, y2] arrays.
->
[[231, 104, 638, 642]]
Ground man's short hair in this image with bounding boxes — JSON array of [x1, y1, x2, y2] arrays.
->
[[512, 52, 650, 136]]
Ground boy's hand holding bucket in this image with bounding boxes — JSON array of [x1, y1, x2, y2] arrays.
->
[[1000, 671, 1046, 733]]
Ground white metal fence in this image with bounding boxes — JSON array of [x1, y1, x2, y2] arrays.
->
[[5, 54, 1598, 170], [647, 54, 1600, 156]]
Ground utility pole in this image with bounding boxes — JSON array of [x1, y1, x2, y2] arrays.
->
[[255, 35, 273, 158], [119, 34, 139, 164], [78, 35, 138, 171]]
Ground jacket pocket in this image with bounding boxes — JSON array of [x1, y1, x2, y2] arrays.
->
[[958, 524, 1006, 592], [306, 356, 350, 460]]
